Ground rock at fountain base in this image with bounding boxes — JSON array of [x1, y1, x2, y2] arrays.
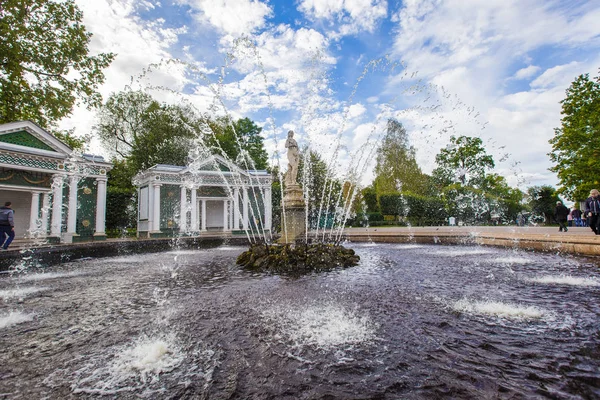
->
[[237, 243, 360, 275]]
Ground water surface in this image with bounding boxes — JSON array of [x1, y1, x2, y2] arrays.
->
[[1, 244, 599, 399]]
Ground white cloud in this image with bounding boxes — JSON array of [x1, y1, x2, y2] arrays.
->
[[514, 65, 540, 80], [386, 0, 600, 188], [530, 61, 581, 89], [298, 0, 388, 38], [180, 0, 272, 36]]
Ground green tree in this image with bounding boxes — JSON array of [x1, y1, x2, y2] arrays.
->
[[206, 117, 269, 170], [527, 185, 559, 224], [297, 148, 342, 228], [432, 135, 495, 187], [51, 128, 88, 151], [95, 90, 201, 172], [373, 119, 430, 196], [0, 0, 114, 127], [549, 71, 600, 200]]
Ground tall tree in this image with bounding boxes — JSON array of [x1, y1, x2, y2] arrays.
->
[[0, 0, 114, 127], [527, 185, 560, 224], [95, 90, 202, 172], [374, 119, 429, 196], [432, 135, 495, 187], [206, 117, 269, 170], [549, 71, 600, 201]]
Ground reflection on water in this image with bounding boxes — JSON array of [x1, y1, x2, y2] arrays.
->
[[1, 244, 599, 398]]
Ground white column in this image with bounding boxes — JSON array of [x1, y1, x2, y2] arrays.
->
[[264, 187, 272, 231], [233, 188, 240, 230], [230, 199, 234, 230], [201, 199, 207, 231], [223, 200, 228, 231], [29, 191, 41, 233], [179, 185, 187, 231], [95, 178, 107, 235], [152, 183, 161, 232], [147, 185, 154, 233], [191, 188, 198, 231], [67, 175, 79, 234], [243, 187, 249, 230], [51, 175, 64, 236], [41, 193, 50, 234]]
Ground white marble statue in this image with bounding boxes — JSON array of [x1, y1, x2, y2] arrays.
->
[[285, 130, 299, 186]]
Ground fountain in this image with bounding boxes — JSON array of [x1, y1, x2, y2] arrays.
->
[[1, 32, 599, 400]]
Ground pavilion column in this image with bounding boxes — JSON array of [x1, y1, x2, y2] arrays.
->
[[223, 200, 229, 231], [147, 185, 154, 235], [152, 183, 161, 232], [67, 175, 79, 234], [233, 188, 240, 230], [51, 175, 64, 237], [95, 178, 107, 236], [191, 188, 198, 231], [179, 185, 187, 231], [41, 193, 50, 234], [264, 186, 272, 231], [29, 191, 41, 234], [243, 187, 249, 230], [201, 199, 207, 231]]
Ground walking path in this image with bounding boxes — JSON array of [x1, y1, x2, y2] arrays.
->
[[342, 226, 600, 256]]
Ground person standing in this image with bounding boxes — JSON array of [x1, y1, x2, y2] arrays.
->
[[571, 207, 582, 227], [554, 201, 570, 232], [0, 201, 15, 250], [584, 189, 600, 234]]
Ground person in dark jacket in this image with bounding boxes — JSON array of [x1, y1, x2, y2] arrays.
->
[[554, 201, 570, 232], [571, 207, 582, 227], [584, 189, 600, 234], [0, 201, 15, 250]]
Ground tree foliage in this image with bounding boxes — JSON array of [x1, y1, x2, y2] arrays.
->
[[374, 119, 430, 196], [206, 117, 269, 170], [0, 0, 114, 127], [527, 185, 559, 223], [95, 90, 202, 172], [549, 71, 600, 200], [432, 135, 494, 187]]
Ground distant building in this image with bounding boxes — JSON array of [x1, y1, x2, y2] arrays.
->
[[0, 121, 112, 243], [133, 154, 272, 237]]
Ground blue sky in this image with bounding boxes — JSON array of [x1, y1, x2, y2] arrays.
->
[[64, 0, 600, 190]]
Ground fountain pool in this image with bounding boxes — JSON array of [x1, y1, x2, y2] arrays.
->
[[1, 243, 599, 398]]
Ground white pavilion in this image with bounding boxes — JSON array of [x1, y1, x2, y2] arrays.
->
[[0, 121, 112, 243], [133, 154, 273, 237]]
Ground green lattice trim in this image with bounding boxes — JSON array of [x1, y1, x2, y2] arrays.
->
[[0, 153, 58, 170], [0, 130, 56, 152], [197, 186, 227, 197]]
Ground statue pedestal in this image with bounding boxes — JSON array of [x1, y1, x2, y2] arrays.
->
[[279, 184, 306, 244]]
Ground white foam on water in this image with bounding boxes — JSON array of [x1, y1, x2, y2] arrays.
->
[[393, 244, 425, 249], [481, 256, 532, 264], [164, 250, 206, 256], [0, 286, 48, 300], [528, 275, 600, 287], [0, 311, 35, 329], [261, 304, 377, 350], [453, 299, 545, 320], [72, 334, 184, 395], [218, 246, 245, 251], [101, 256, 147, 263], [15, 271, 84, 282], [434, 248, 496, 257]]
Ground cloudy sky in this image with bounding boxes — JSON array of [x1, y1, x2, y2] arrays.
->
[[63, 0, 600, 189]]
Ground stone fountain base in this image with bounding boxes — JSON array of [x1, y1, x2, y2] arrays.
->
[[237, 243, 360, 275]]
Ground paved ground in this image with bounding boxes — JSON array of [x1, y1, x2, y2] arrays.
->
[[343, 226, 600, 256]]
